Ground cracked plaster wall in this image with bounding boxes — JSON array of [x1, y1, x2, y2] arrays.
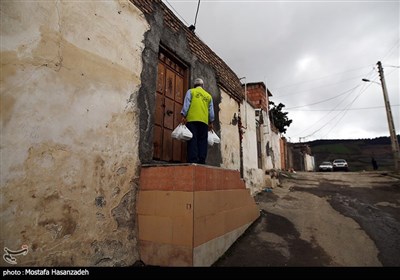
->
[[0, 0, 148, 266], [219, 90, 240, 171]]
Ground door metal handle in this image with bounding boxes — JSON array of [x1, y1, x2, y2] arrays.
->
[[166, 110, 173, 116]]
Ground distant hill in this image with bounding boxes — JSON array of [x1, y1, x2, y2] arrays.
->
[[305, 136, 400, 171]]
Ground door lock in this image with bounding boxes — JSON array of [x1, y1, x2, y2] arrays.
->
[[166, 110, 173, 116]]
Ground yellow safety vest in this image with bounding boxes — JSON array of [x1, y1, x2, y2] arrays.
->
[[186, 87, 212, 125]]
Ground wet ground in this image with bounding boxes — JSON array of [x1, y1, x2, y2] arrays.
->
[[212, 211, 333, 266], [213, 171, 400, 267]]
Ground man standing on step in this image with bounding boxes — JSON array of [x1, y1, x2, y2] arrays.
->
[[181, 78, 215, 164]]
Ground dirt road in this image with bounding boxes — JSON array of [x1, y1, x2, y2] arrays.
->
[[214, 171, 400, 267]]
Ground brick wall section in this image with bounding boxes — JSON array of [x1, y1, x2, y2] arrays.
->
[[244, 82, 269, 111], [130, 0, 244, 102], [140, 164, 246, 191]]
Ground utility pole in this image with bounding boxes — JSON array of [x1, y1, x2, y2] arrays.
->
[[377, 61, 400, 173]]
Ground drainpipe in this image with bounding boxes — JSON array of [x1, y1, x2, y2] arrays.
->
[[238, 105, 244, 178], [240, 77, 248, 129], [238, 77, 247, 178], [244, 80, 247, 128]]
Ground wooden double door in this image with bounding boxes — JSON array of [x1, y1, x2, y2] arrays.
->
[[153, 51, 188, 162]]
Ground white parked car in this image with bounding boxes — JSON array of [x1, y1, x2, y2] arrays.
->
[[332, 159, 349, 171], [319, 161, 333, 172]]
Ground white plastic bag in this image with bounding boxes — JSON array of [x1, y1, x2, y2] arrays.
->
[[212, 131, 220, 144], [208, 131, 214, 146], [208, 130, 220, 146], [180, 125, 193, 140], [172, 124, 192, 141], [171, 124, 183, 139]]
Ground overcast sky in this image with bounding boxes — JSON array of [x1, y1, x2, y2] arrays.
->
[[162, 0, 399, 142]]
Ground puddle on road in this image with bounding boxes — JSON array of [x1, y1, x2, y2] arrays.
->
[[213, 211, 333, 267]]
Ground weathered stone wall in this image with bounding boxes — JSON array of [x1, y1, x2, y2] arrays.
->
[[1, 0, 148, 266]]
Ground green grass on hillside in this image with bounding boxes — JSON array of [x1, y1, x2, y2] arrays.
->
[[312, 143, 360, 155], [309, 138, 395, 171]]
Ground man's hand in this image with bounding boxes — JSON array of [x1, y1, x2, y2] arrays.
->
[[181, 116, 187, 124]]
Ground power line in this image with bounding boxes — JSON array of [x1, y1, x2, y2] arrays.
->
[[164, 0, 207, 43], [275, 39, 398, 99], [286, 69, 378, 110], [290, 84, 362, 137], [321, 84, 372, 139], [276, 73, 370, 98], [284, 67, 377, 110], [275, 66, 379, 99], [294, 80, 373, 139], [274, 65, 374, 90], [296, 63, 398, 140], [385, 65, 400, 68], [382, 38, 400, 63], [188, 0, 201, 31], [194, 0, 201, 27], [285, 85, 360, 110], [387, 68, 399, 74], [164, 0, 189, 26], [288, 104, 400, 112]]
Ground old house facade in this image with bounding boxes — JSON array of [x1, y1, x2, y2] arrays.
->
[[240, 82, 283, 193], [1, 0, 284, 266]]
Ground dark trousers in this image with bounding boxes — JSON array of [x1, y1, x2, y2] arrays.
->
[[186, 121, 208, 164]]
